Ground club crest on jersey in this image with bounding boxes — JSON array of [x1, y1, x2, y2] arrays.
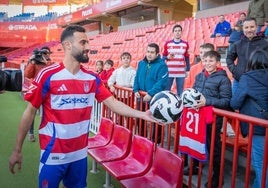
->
[[84, 82, 90, 93]]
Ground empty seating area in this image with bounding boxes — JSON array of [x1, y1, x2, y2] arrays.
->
[[4, 12, 34, 22], [1, 12, 57, 22], [0, 12, 7, 21], [31, 12, 58, 22], [88, 118, 184, 188]]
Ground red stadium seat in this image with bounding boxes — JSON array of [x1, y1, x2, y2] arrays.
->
[[88, 118, 114, 149], [102, 135, 154, 180], [88, 124, 132, 162], [120, 147, 184, 188]]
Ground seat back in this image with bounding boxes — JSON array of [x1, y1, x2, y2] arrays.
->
[[131, 135, 154, 166], [110, 125, 132, 153], [99, 118, 114, 140], [152, 147, 184, 188]]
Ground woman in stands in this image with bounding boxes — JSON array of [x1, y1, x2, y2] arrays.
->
[[230, 49, 268, 188]]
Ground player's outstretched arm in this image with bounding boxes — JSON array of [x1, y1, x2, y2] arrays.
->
[[103, 96, 156, 123]]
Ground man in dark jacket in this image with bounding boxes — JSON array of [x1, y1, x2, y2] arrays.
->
[[226, 18, 268, 95], [133, 43, 168, 143]]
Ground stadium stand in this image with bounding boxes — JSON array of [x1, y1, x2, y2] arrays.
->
[[31, 12, 58, 22], [4, 12, 34, 22]]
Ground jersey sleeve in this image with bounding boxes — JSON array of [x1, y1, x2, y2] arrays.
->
[[95, 80, 113, 103], [24, 78, 46, 109]]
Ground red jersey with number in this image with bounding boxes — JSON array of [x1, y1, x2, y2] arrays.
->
[[179, 106, 213, 161], [24, 62, 112, 165]]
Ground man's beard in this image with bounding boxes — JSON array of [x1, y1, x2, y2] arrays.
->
[[73, 50, 89, 63]]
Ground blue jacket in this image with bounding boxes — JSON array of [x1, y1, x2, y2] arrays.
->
[[213, 20, 231, 36], [133, 55, 168, 97], [228, 29, 243, 43], [230, 69, 268, 137]]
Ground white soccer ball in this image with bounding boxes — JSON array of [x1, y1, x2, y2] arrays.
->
[[149, 90, 183, 124], [181, 88, 202, 108]]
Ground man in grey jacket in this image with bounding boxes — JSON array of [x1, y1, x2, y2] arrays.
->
[[247, 0, 268, 33], [226, 18, 268, 95]]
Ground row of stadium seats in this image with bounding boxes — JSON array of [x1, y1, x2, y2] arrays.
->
[[2, 12, 57, 22], [88, 118, 184, 188], [3, 12, 34, 22], [31, 12, 58, 22], [3, 11, 243, 71]]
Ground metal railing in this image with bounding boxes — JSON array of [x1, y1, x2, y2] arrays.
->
[[89, 85, 268, 188]]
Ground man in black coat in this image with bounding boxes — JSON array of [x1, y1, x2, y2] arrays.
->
[[226, 18, 268, 95]]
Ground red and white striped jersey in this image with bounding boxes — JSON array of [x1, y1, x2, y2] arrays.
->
[[179, 106, 213, 161], [163, 39, 189, 78], [24, 62, 112, 165]]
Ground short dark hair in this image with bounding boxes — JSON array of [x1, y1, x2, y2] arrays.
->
[[247, 49, 268, 71], [172, 24, 182, 32], [105, 59, 114, 66], [203, 51, 221, 62], [96, 60, 103, 66], [147, 43, 160, 54], [244, 17, 257, 25], [41, 46, 52, 54], [200, 43, 215, 51], [121, 52, 131, 59], [60, 25, 86, 43]]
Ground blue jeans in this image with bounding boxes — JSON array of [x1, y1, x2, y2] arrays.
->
[[165, 77, 185, 96], [251, 135, 268, 188]]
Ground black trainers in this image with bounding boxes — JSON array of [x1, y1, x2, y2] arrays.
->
[[183, 166, 199, 176]]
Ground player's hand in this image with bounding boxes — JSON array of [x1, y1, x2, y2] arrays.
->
[[168, 53, 175, 59], [9, 150, 22, 174], [135, 92, 140, 98], [144, 110, 158, 123]]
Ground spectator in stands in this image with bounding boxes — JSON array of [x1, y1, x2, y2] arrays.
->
[[162, 24, 190, 95], [108, 52, 136, 93], [193, 51, 232, 188], [99, 59, 114, 86], [236, 12, 247, 27], [228, 23, 243, 50], [24, 46, 53, 142], [184, 43, 215, 89], [134, 43, 168, 143], [210, 15, 231, 38], [247, 0, 268, 34], [226, 18, 268, 95], [230, 49, 268, 188], [108, 52, 136, 125], [9, 25, 156, 188], [95, 60, 104, 74]]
